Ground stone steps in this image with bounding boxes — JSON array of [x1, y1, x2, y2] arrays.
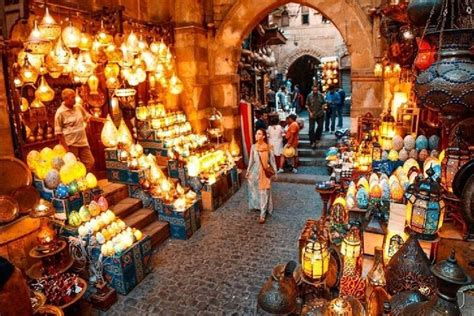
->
[[299, 157, 327, 167], [99, 179, 169, 248], [298, 148, 325, 158]]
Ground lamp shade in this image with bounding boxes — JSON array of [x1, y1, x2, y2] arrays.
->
[[38, 7, 61, 41], [26, 20, 52, 55], [101, 115, 119, 148], [302, 236, 330, 281], [35, 76, 55, 102], [341, 228, 361, 258], [62, 22, 81, 48]]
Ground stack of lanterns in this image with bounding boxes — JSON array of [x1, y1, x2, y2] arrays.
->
[[26, 145, 99, 197], [186, 149, 235, 183], [13, 7, 184, 114], [70, 198, 144, 257]]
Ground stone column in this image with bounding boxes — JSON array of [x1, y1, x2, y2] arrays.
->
[[0, 60, 15, 156]]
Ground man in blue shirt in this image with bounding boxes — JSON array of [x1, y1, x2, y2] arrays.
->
[[276, 86, 287, 111], [324, 86, 341, 133], [336, 87, 346, 128]]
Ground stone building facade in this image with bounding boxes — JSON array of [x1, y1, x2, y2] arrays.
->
[[0, 0, 384, 155]]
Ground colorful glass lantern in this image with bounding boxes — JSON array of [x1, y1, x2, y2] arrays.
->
[[405, 167, 446, 240], [35, 76, 55, 102], [20, 56, 39, 84], [341, 228, 361, 276], [302, 234, 330, 282], [38, 7, 61, 41], [357, 138, 372, 171], [25, 20, 52, 55], [62, 21, 81, 48], [441, 130, 469, 193], [414, 39, 436, 71], [380, 112, 396, 151]]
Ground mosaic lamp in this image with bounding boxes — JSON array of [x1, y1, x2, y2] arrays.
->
[[38, 7, 61, 41], [302, 233, 330, 282], [356, 137, 372, 172], [379, 112, 396, 151], [31, 199, 56, 250], [405, 166, 445, 240], [340, 227, 361, 276]]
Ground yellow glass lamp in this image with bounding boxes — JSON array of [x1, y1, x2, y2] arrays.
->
[[302, 234, 330, 282], [169, 73, 184, 95], [35, 76, 55, 102], [96, 21, 113, 46], [38, 7, 61, 41], [74, 51, 96, 83], [187, 156, 201, 177], [30, 97, 45, 109], [392, 92, 408, 119], [380, 112, 396, 151], [87, 74, 99, 95], [79, 31, 93, 51], [101, 115, 119, 148], [383, 65, 393, 78], [62, 21, 81, 48], [26, 20, 52, 56], [340, 228, 361, 276], [20, 56, 39, 84], [117, 119, 133, 148]]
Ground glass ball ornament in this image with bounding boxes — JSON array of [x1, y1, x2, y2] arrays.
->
[[409, 149, 418, 160], [399, 148, 409, 162], [85, 172, 98, 189], [44, 169, 60, 189], [404, 135, 416, 151], [415, 135, 429, 151], [393, 135, 404, 151], [27, 150, 41, 171], [356, 188, 369, 209], [428, 135, 440, 151], [68, 181, 79, 195], [63, 152, 77, 165], [77, 178, 88, 191], [98, 196, 109, 212], [388, 150, 399, 161], [51, 157, 65, 170], [40, 147, 55, 163], [418, 149, 429, 162], [55, 183, 69, 199]]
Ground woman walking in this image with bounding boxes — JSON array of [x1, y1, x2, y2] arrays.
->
[[266, 116, 284, 167], [246, 128, 277, 224]]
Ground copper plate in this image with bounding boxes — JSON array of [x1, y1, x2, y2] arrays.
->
[[12, 185, 40, 214], [0, 195, 19, 224], [0, 156, 32, 196]]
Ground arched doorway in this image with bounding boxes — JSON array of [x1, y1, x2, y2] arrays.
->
[[286, 55, 319, 100], [208, 0, 383, 138]]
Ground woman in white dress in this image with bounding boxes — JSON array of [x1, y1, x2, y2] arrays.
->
[[266, 116, 284, 168]]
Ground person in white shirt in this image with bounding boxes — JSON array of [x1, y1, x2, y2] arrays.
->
[[266, 116, 284, 167]]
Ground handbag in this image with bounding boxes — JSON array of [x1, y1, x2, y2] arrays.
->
[[258, 150, 275, 178]]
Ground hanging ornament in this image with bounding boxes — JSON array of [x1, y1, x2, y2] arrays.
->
[[104, 63, 120, 80], [87, 74, 99, 95], [20, 55, 39, 84], [73, 51, 96, 83], [126, 31, 139, 55], [38, 7, 61, 41], [96, 21, 113, 46], [62, 21, 81, 48], [78, 31, 93, 51], [25, 20, 52, 55], [35, 76, 55, 102], [30, 97, 45, 109], [20, 97, 29, 112], [101, 115, 119, 148]]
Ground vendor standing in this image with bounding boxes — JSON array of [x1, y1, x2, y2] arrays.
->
[[54, 88, 104, 172]]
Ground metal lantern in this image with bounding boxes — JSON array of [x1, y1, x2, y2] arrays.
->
[[302, 233, 330, 282], [379, 112, 396, 151], [25, 20, 52, 56], [357, 137, 372, 171], [405, 167, 445, 240], [372, 142, 382, 161], [340, 228, 361, 276], [441, 129, 469, 193], [20, 55, 39, 84], [38, 7, 61, 41]]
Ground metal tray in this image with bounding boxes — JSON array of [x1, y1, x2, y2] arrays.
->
[[12, 185, 40, 215], [0, 156, 32, 196], [0, 195, 19, 224]]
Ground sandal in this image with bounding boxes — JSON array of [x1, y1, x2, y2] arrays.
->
[[258, 216, 265, 224]]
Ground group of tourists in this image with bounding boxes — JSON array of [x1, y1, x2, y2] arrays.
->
[[249, 82, 346, 224]]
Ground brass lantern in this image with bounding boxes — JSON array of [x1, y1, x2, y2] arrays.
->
[[35, 76, 55, 102], [441, 130, 469, 193], [25, 20, 52, 56], [405, 167, 445, 240], [302, 233, 330, 282], [374, 62, 383, 77], [20, 55, 39, 84], [357, 137, 372, 171], [38, 7, 61, 41], [340, 227, 361, 276], [379, 112, 396, 151], [62, 21, 81, 48]]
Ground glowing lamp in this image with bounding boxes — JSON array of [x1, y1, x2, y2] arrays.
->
[[117, 119, 133, 148], [30, 97, 45, 109], [374, 62, 383, 77], [104, 63, 120, 79], [380, 112, 396, 151], [101, 115, 119, 148], [38, 7, 61, 41], [74, 51, 96, 83], [20, 56, 39, 84], [391, 92, 408, 119], [392, 63, 401, 76], [415, 39, 436, 71], [383, 230, 407, 264], [341, 228, 361, 277], [357, 139, 372, 172], [62, 21, 81, 48], [78, 32, 93, 51], [383, 65, 392, 78], [37, 218, 57, 246], [87, 74, 99, 95], [26, 20, 52, 55], [136, 105, 149, 121], [173, 197, 186, 212], [302, 234, 330, 282], [187, 156, 201, 177], [160, 178, 172, 193], [169, 73, 184, 95], [96, 21, 113, 46], [35, 76, 55, 102], [405, 167, 445, 240], [126, 31, 139, 55]]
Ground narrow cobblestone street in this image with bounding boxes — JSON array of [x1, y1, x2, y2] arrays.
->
[[105, 182, 323, 315]]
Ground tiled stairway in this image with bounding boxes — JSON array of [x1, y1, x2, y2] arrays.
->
[[99, 180, 170, 248]]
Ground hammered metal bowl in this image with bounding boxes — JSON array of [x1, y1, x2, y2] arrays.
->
[[0, 195, 19, 224]]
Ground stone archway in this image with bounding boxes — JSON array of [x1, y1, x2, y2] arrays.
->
[[208, 0, 383, 137], [280, 48, 324, 75]]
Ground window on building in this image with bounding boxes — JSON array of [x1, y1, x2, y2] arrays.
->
[[281, 10, 289, 27], [322, 16, 331, 24], [301, 6, 309, 25]]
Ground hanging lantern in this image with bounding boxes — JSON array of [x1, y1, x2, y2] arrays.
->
[[104, 62, 120, 79], [30, 97, 45, 109], [357, 138, 372, 171], [302, 233, 330, 282], [117, 119, 133, 148], [79, 31, 93, 51], [38, 7, 61, 41], [126, 31, 139, 55], [341, 227, 361, 276], [383, 65, 393, 78], [405, 167, 445, 240], [379, 112, 396, 151], [136, 104, 149, 121], [20, 56, 39, 84], [169, 73, 184, 95], [96, 21, 113, 46], [73, 51, 96, 83], [25, 20, 52, 55], [88, 74, 99, 95], [62, 21, 81, 48], [392, 63, 402, 76], [35, 76, 55, 102], [20, 97, 29, 112], [414, 39, 436, 71], [101, 115, 119, 148]]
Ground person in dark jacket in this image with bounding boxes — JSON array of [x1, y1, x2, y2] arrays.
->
[[336, 87, 346, 128], [306, 84, 326, 148]]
